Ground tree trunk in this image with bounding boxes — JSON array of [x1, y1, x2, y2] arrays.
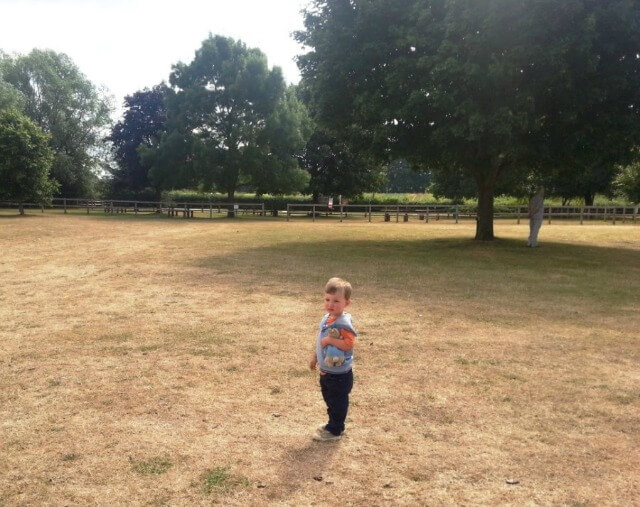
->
[[475, 179, 495, 241], [19, 202, 25, 215], [584, 192, 594, 206]]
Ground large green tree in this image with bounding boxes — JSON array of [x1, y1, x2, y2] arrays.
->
[[108, 84, 168, 198], [614, 157, 640, 203], [296, 0, 640, 239], [0, 109, 56, 214], [1, 49, 112, 197], [300, 128, 384, 201], [150, 35, 310, 198]]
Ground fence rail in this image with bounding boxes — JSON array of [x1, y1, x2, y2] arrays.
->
[[286, 203, 640, 224], [0, 198, 267, 218], [1, 199, 638, 224]]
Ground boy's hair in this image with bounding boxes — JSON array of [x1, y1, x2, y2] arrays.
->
[[325, 277, 352, 300]]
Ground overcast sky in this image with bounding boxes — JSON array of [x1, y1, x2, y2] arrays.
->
[[0, 0, 309, 117]]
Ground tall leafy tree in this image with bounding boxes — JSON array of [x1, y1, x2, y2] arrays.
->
[[300, 128, 384, 201], [0, 109, 57, 214], [296, 0, 640, 240], [109, 84, 168, 197], [1, 49, 112, 197], [385, 159, 429, 193], [151, 35, 310, 198], [614, 157, 640, 203]]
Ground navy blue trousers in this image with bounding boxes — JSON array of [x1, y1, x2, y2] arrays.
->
[[320, 370, 354, 435]]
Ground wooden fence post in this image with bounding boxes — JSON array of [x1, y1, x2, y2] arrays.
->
[[313, 204, 316, 222], [287, 204, 290, 222], [580, 207, 584, 225], [368, 204, 372, 223], [517, 206, 520, 225], [455, 205, 459, 224]]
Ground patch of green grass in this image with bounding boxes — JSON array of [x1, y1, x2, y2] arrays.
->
[[201, 466, 249, 494], [131, 456, 173, 475]]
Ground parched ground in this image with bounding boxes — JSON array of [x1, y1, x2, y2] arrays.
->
[[1, 212, 639, 506]]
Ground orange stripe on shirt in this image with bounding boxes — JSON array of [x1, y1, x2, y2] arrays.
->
[[326, 315, 355, 350]]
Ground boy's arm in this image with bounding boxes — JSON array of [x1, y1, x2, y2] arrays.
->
[[320, 330, 355, 351], [309, 350, 318, 370]]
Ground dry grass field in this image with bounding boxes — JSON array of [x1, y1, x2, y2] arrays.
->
[[1, 212, 639, 506]]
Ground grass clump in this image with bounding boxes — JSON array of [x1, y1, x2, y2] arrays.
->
[[131, 456, 173, 475], [201, 466, 249, 494]]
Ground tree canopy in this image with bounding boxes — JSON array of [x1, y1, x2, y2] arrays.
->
[[296, 0, 640, 239], [299, 127, 384, 201], [0, 109, 56, 214], [1, 49, 112, 197], [109, 85, 168, 198], [148, 35, 311, 198]]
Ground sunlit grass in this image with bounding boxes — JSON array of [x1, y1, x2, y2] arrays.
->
[[0, 215, 638, 505]]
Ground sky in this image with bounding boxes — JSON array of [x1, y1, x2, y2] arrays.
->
[[0, 0, 309, 117]]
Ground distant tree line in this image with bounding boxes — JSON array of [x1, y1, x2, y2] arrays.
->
[[1, 1, 639, 237]]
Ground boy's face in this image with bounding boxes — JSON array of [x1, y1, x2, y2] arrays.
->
[[324, 290, 350, 318]]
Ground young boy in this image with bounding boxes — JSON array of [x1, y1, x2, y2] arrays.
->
[[309, 277, 357, 441]]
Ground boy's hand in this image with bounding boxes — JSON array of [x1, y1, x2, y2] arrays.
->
[[320, 337, 331, 348], [309, 354, 317, 370]]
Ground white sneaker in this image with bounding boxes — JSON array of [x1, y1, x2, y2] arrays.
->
[[313, 429, 341, 441]]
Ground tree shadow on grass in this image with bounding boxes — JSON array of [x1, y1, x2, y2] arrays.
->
[[191, 235, 640, 317]]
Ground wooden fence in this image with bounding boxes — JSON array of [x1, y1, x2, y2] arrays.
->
[[1, 198, 639, 224], [285, 203, 640, 224], [0, 198, 266, 218]]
